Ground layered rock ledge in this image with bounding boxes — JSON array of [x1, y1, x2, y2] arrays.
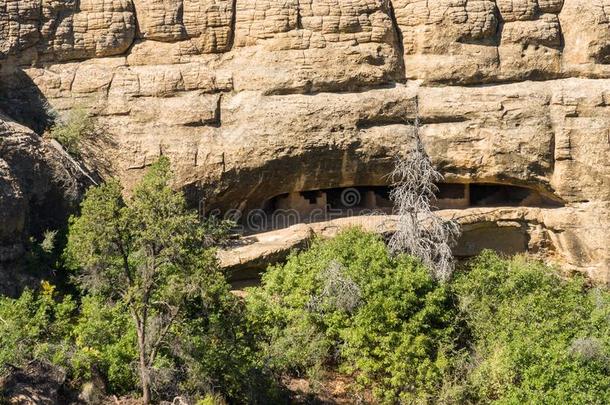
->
[[220, 207, 610, 284], [0, 0, 609, 281]]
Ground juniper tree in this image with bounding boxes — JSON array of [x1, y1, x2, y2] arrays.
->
[[65, 157, 220, 404], [389, 103, 461, 282]]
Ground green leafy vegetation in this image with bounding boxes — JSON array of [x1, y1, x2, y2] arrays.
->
[[64, 157, 221, 402], [247, 230, 610, 404], [70, 296, 138, 394], [63, 156, 274, 403], [0, 282, 75, 374], [1, 167, 608, 403], [449, 251, 610, 404], [48, 107, 96, 155], [0, 158, 278, 404], [246, 229, 463, 403]]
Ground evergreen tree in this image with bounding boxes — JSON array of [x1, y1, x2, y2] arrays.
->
[[65, 157, 218, 403]]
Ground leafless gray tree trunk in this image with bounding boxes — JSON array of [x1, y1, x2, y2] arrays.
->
[[389, 100, 461, 282]]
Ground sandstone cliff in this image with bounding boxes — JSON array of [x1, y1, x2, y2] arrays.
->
[[0, 111, 91, 294], [0, 0, 609, 281]]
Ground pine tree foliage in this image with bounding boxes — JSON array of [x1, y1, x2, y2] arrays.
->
[[65, 157, 220, 404]]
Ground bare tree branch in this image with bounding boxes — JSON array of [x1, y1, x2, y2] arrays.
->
[[389, 98, 461, 282]]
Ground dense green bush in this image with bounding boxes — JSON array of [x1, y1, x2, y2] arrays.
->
[[450, 251, 610, 404], [246, 229, 463, 403], [0, 282, 75, 374], [175, 270, 284, 403], [3, 225, 609, 404], [69, 279, 279, 402], [0, 283, 274, 402], [248, 230, 610, 404], [70, 296, 139, 394], [0, 286, 139, 393]]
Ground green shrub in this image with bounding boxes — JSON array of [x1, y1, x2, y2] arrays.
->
[[48, 107, 95, 156], [70, 287, 273, 400], [246, 228, 462, 404], [71, 296, 139, 394], [0, 282, 76, 375], [247, 232, 610, 404], [24, 229, 63, 281], [196, 393, 227, 405], [0, 286, 138, 395], [172, 267, 285, 404], [451, 251, 610, 404]]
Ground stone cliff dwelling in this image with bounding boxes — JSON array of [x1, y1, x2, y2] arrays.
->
[[222, 181, 573, 281], [252, 183, 564, 231]]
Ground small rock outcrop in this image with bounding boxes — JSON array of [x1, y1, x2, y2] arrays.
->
[[0, 111, 90, 295], [0, 361, 66, 404]]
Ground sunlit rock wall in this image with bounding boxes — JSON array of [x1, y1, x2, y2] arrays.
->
[[0, 0, 609, 280]]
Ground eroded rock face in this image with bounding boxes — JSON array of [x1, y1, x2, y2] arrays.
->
[[0, 0, 609, 281], [0, 111, 90, 295], [0, 360, 66, 404], [133, 0, 233, 50], [1, 0, 136, 61], [219, 207, 610, 284]]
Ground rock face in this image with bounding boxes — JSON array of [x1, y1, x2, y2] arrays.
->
[[0, 360, 66, 404], [219, 207, 610, 283], [0, 111, 90, 295], [0, 0, 609, 281]]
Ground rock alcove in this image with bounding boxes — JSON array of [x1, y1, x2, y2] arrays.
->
[[235, 182, 565, 233]]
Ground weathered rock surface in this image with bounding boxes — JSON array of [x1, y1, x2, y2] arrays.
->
[[1, 0, 136, 61], [220, 206, 610, 283], [0, 111, 91, 295], [0, 0, 609, 281], [0, 360, 66, 404]]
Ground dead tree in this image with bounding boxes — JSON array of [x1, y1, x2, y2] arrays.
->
[[389, 101, 461, 282]]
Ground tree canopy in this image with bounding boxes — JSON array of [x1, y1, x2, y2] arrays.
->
[[65, 157, 220, 403]]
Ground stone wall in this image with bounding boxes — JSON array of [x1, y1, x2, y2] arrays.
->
[[0, 0, 609, 281]]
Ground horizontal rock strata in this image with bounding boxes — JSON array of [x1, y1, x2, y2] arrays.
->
[[0, 0, 609, 281], [219, 207, 610, 284]]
